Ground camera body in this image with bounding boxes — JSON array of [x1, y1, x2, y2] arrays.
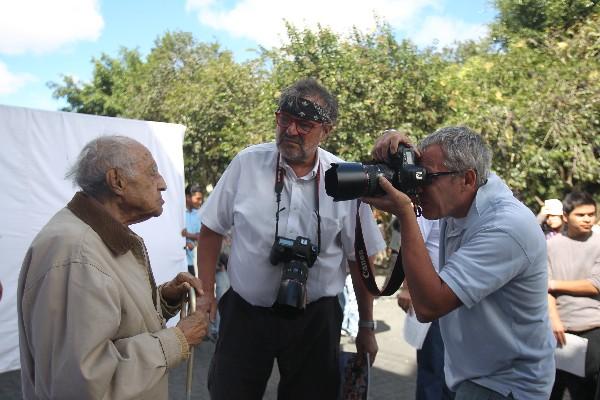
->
[[324, 145, 428, 201], [269, 236, 318, 313]]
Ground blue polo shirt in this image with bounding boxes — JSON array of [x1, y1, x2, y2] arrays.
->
[[185, 208, 201, 266], [438, 174, 555, 399]]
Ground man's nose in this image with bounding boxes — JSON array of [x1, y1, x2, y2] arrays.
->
[[158, 175, 167, 191], [286, 121, 302, 136]]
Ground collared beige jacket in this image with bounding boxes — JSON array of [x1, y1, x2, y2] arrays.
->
[[18, 192, 189, 399]]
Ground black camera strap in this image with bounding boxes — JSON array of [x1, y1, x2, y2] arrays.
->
[[354, 200, 405, 296], [274, 154, 322, 254]]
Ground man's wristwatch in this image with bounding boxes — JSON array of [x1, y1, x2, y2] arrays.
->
[[358, 320, 377, 331]]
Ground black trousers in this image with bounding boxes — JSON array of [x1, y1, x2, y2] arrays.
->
[[208, 289, 343, 400], [550, 327, 600, 400]]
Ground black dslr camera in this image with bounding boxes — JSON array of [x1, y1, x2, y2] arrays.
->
[[324, 145, 428, 201], [269, 236, 318, 314]]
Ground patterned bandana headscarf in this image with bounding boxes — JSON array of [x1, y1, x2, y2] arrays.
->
[[277, 96, 332, 124]]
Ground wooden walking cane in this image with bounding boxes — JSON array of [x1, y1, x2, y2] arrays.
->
[[181, 285, 197, 400], [181, 262, 203, 400]]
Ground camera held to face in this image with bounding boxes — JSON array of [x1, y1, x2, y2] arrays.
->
[[269, 236, 318, 314], [324, 144, 428, 201]]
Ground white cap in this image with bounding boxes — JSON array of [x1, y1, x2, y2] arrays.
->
[[542, 199, 563, 216]]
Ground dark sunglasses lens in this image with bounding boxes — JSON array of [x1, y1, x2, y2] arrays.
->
[[277, 113, 316, 134], [297, 121, 314, 134], [276, 113, 291, 127]]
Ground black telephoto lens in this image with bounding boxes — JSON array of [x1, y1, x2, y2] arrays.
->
[[325, 162, 395, 201], [273, 260, 309, 317], [324, 145, 428, 202]]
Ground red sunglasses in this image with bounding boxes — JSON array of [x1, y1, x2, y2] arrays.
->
[[275, 111, 323, 135]]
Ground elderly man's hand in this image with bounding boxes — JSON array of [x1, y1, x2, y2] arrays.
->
[[371, 129, 417, 161], [177, 311, 209, 346], [194, 291, 216, 321], [161, 272, 204, 305]]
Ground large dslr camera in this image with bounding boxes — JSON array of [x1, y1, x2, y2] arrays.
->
[[325, 145, 428, 201], [269, 235, 318, 314]]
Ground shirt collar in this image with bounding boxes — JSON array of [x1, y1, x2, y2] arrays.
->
[[67, 191, 139, 256], [470, 173, 505, 217], [445, 173, 504, 235], [445, 215, 467, 237], [461, 173, 509, 226]]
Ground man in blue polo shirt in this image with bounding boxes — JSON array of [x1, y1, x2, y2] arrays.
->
[[182, 184, 203, 275], [365, 126, 555, 399]]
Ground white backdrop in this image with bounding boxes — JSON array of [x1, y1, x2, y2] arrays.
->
[[0, 105, 189, 373]]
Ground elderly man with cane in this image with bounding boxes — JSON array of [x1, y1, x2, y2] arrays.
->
[[18, 135, 208, 399]]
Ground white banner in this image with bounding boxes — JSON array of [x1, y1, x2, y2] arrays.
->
[[0, 105, 189, 373]]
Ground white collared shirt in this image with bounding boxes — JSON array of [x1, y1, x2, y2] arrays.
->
[[200, 142, 385, 307]]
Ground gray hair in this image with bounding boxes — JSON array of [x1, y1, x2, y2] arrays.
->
[[278, 78, 339, 124], [65, 135, 141, 197], [418, 126, 492, 187]]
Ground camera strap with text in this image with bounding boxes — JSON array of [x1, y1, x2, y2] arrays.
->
[[354, 200, 405, 296]]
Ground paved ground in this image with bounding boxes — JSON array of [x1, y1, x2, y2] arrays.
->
[[168, 293, 417, 400], [0, 278, 419, 399]]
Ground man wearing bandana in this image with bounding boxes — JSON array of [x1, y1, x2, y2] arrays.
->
[[196, 78, 385, 399]]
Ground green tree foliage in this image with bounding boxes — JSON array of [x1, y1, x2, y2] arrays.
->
[[133, 33, 270, 187], [491, 0, 600, 45], [444, 10, 599, 206], [50, 6, 599, 208], [49, 50, 141, 116], [51, 32, 268, 189], [263, 23, 449, 161]]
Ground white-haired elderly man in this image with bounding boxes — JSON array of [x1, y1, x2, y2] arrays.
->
[[364, 126, 555, 399], [18, 135, 208, 399]]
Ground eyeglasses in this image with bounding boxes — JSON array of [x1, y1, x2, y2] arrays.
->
[[275, 111, 322, 135], [426, 170, 461, 183]]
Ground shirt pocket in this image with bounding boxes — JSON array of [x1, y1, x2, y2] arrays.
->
[[317, 213, 344, 256]]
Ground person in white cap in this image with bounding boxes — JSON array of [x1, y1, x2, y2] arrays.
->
[[538, 198, 564, 239]]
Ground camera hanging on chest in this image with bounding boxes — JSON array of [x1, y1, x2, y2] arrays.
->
[[270, 154, 322, 317]]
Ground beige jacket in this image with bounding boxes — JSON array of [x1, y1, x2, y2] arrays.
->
[[18, 192, 189, 399]]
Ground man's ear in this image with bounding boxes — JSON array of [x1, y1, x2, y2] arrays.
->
[[464, 169, 478, 192], [321, 124, 334, 140], [562, 212, 569, 224], [106, 168, 127, 196]]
